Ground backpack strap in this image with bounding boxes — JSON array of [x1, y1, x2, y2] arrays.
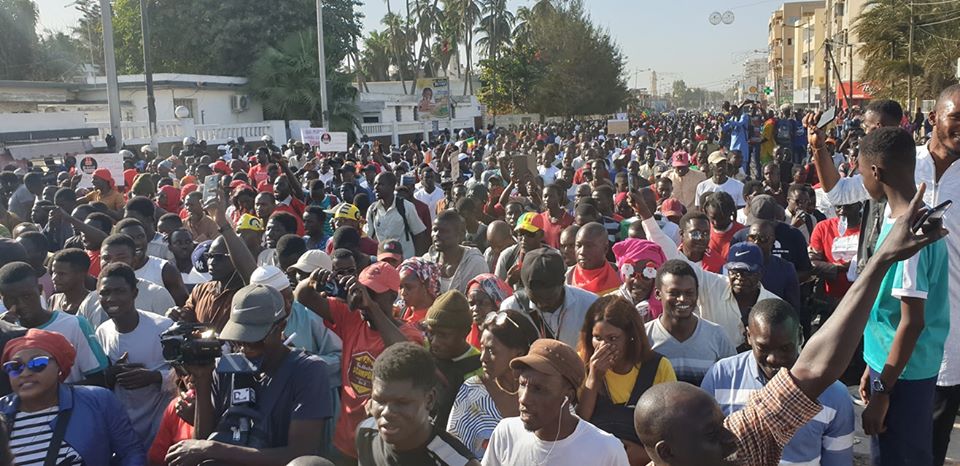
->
[[394, 197, 412, 242], [626, 353, 663, 408], [43, 393, 73, 466]]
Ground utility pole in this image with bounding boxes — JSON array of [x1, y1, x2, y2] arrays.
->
[[907, 0, 914, 110], [140, 0, 157, 150], [316, 0, 330, 129], [99, 0, 122, 150]]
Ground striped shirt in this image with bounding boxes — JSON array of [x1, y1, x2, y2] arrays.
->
[[644, 316, 735, 386], [10, 407, 83, 465], [702, 352, 855, 465], [446, 376, 502, 458]]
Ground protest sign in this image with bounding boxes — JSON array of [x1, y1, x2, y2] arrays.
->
[[314, 131, 348, 152], [300, 128, 326, 147], [76, 153, 124, 189], [607, 119, 630, 135]]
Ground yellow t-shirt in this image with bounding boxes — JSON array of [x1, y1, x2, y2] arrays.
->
[[604, 357, 677, 404]]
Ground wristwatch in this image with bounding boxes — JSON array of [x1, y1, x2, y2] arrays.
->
[[871, 377, 889, 395]]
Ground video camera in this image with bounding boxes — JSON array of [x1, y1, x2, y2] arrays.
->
[[160, 322, 222, 366]]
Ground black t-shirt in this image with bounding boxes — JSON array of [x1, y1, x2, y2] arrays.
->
[[433, 352, 482, 431], [356, 418, 476, 466], [212, 350, 332, 448], [732, 221, 811, 272]]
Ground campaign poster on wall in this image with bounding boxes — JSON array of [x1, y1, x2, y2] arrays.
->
[[416, 77, 451, 121]]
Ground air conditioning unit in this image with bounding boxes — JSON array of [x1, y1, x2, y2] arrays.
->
[[231, 95, 249, 113]]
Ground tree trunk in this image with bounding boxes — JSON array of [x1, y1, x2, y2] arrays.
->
[[386, 0, 408, 93]]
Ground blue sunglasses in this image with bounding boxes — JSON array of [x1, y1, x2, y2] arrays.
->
[[3, 356, 52, 378]]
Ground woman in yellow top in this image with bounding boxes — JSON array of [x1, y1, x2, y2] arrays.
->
[[577, 295, 676, 466]]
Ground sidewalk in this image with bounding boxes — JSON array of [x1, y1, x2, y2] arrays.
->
[[848, 386, 960, 464]]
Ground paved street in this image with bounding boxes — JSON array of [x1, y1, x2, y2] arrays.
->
[[848, 386, 960, 464]]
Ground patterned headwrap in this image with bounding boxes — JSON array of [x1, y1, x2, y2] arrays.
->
[[397, 257, 440, 299], [466, 273, 513, 308]]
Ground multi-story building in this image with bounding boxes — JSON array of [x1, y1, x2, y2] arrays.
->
[[792, 6, 827, 108], [767, 2, 825, 105], [739, 58, 769, 102], [823, 0, 870, 106]]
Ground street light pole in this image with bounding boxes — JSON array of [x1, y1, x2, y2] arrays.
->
[[316, 0, 330, 129], [99, 0, 122, 150], [140, 0, 157, 150]]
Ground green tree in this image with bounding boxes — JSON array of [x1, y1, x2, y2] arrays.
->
[[477, 42, 542, 114], [33, 31, 84, 81], [247, 31, 360, 133], [0, 0, 40, 80], [475, 0, 514, 61], [854, 0, 960, 102], [360, 30, 394, 82]]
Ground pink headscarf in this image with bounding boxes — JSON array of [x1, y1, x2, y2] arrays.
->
[[466, 273, 513, 308], [611, 239, 667, 318]]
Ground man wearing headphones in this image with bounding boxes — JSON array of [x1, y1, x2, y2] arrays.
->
[[482, 339, 628, 466]]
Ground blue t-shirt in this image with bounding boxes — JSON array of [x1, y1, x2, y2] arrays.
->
[[863, 214, 950, 380], [702, 352, 854, 465]]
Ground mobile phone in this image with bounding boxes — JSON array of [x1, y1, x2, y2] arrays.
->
[[912, 200, 952, 233], [817, 107, 837, 130], [202, 174, 221, 204]]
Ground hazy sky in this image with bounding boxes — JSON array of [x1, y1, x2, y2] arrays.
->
[[33, 0, 777, 90]]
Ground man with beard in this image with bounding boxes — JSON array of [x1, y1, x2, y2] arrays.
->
[[644, 260, 735, 385], [701, 300, 854, 465], [482, 339, 628, 466]]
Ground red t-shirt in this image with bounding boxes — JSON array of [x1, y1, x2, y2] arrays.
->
[[272, 204, 306, 236], [87, 250, 101, 277], [704, 222, 745, 273], [247, 164, 269, 185], [148, 398, 194, 465], [539, 211, 574, 249], [809, 217, 860, 298], [327, 298, 424, 458]]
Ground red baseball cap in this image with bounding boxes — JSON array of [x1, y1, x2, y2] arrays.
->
[[661, 198, 685, 218], [671, 150, 691, 167], [359, 262, 400, 294]]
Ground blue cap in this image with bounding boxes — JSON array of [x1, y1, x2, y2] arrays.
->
[[192, 240, 213, 273], [726, 242, 764, 274]]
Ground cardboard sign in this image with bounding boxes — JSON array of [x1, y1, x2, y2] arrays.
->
[[607, 119, 630, 136], [203, 174, 220, 205], [511, 154, 538, 179], [76, 153, 124, 189]]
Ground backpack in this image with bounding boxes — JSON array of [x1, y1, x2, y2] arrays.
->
[[370, 196, 413, 242], [774, 119, 794, 146]]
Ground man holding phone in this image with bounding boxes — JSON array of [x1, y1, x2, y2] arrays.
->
[[809, 87, 960, 465]]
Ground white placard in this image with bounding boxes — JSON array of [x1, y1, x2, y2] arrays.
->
[[76, 153, 124, 189], [300, 128, 326, 147], [314, 131, 348, 152], [607, 119, 630, 136]]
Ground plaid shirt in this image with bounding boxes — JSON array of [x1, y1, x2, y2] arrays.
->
[[724, 368, 822, 466]]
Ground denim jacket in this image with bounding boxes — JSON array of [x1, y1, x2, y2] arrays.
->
[[0, 384, 146, 466]]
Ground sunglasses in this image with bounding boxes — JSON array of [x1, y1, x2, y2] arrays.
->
[[483, 311, 520, 329], [3, 356, 52, 378]]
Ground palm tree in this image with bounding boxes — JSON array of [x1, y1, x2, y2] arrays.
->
[[458, 0, 482, 94], [0, 0, 40, 79], [475, 0, 514, 61], [247, 32, 360, 134], [412, 0, 442, 78], [383, 1, 409, 93], [512, 6, 533, 47], [360, 30, 393, 82]]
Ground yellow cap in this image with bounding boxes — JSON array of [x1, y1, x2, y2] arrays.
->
[[236, 213, 265, 232], [325, 203, 362, 222]]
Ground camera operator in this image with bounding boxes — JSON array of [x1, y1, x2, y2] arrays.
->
[[165, 284, 332, 465]]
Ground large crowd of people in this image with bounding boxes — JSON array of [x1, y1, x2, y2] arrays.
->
[[0, 83, 957, 466]]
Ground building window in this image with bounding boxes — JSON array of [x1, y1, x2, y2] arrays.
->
[[787, 38, 792, 46], [362, 115, 379, 123], [395, 106, 402, 122], [173, 98, 196, 119]]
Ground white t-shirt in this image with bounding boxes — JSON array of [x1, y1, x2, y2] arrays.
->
[[414, 186, 446, 223], [482, 416, 628, 466], [36, 311, 107, 383], [694, 177, 746, 208], [80, 279, 176, 328], [97, 311, 175, 447]]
